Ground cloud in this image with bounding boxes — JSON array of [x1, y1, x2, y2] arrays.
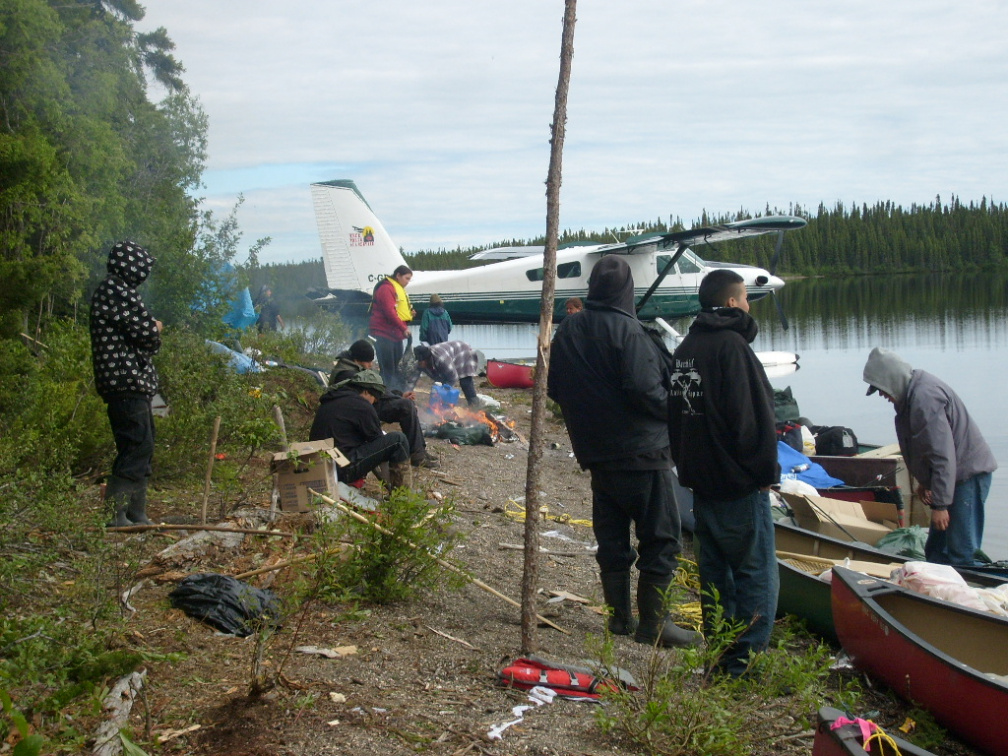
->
[[141, 0, 1008, 264]]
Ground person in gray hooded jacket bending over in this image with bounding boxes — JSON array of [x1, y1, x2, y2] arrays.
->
[[863, 347, 997, 566]]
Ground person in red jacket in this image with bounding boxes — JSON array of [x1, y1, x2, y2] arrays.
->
[[368, 265, 414, 392]]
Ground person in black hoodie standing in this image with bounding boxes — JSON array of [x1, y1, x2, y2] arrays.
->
[[90, 241, 163, 526], [548, 256, 700, 648], [668, 269, 780, 677]]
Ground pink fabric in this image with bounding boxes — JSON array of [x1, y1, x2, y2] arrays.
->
[[829, 717, 878, 751]]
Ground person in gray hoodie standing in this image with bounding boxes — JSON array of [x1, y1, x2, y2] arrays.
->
[[863, 347, 998, 566]]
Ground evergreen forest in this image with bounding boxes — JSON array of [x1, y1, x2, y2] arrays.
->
[[405, 197, 1008, 276]]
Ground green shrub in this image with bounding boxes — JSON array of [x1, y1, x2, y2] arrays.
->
[[323, 489, 465, 604], [595, 588, 862, 755]]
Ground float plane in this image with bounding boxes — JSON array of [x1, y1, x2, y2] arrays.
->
[[309, 179, 806, 330]]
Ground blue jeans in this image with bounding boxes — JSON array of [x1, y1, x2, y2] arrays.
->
[[373, 336, 405, 392], [694, 489, 778, 677], [925, 472, 992, 567]]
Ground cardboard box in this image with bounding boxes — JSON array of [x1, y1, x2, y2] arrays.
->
[[270, 439, 349, 512], [782, 493, 893, 546]]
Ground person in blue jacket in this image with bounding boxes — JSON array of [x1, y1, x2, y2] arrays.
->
[[419, 294, 452, 345]]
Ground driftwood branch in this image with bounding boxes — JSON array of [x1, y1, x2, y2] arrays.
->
[[425, 625, 479, 651], [106, 523, 294, 538], [233, 542, 352, 580], [499, 543, 591, 557], [92, 670, 146, 756], [310, 489, 568, 634]]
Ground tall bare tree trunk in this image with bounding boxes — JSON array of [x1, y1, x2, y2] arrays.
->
[[521, 0, 578, 654]]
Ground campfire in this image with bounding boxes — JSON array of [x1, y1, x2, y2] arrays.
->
[[419, 402, 519, 445]]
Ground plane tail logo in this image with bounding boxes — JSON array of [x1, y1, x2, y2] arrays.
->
[[311, 181, 406, 292]]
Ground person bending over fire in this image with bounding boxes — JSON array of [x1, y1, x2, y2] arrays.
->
[[413, 341, 481, 409]]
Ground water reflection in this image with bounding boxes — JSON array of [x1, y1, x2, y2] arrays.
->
[[748, 271, 1008, 353]]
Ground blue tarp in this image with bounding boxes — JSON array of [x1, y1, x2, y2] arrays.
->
[[777, 441, 844, 488], [206, 340, 262, 374], [222, 286, 257, 330]]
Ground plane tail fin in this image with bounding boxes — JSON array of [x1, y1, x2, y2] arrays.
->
[[311, 180, 408, 294]]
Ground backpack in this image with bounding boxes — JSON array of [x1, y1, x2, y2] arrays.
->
[[811, 425, 859, 456], [774, 386, 801, 424], [776, 421, 804, 452]]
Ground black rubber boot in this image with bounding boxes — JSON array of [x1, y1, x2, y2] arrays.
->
[[104, 475, 132, 527], [125, 479, 153, 525], [634, 578, 703, 648], [600, 571, 637, 636]]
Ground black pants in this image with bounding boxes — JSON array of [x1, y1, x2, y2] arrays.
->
[[590, 467, 682, 581], [375, 394, 425, 455], [340, 431, 409, 482], [458, 376, 478, 405], [106, 393, 155, 482]]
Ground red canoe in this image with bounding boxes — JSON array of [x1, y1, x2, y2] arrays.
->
[[486, 359, 535, 389], [831, 566, 1008, 756]]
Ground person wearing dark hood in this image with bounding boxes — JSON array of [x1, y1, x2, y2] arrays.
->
[[329, 339, 438, 468], [547, 255, 700, 649], [668, 268, 779, 677], [90, 241, 163, 526], [309, 369, 412, 490], [419, 294, 452, 345], [863, 347, 997, 566]]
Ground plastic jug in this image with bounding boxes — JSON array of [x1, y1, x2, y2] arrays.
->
[[430, 383, 460, 409]]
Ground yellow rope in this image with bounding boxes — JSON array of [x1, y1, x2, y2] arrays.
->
[[863, 725, 903, 755], [503, 500, 593, 528]]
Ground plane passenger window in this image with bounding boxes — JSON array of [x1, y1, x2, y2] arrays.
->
[[677, 254, 702, 274], [525, 262, 582, 282]]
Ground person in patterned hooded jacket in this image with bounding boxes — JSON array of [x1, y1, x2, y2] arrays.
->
[[90, 241, 163, 526]]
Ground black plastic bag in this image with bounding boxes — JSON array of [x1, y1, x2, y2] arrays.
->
[[168, 573, 281, 637]]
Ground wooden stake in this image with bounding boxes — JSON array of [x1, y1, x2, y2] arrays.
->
[[310, 488, 568, 634], [200, 416, 221, 525]]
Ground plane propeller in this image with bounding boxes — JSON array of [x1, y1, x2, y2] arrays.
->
[[758, 231, 789, 331]]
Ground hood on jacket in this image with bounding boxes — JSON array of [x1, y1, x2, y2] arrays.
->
[[863, 347, 913, 401], [690, 307, 759, 344], [106, 241, 154, 287], [586, 255, 636, 315]]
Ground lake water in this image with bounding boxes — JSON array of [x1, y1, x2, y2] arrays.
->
[[414, 271, 1008, 558]]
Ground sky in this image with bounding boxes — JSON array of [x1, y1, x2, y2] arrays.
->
[[138, 1, 1008, 266]]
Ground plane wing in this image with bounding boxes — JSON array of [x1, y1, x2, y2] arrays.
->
[[468, 215, 807, 260], [617, 215, 807, 254]]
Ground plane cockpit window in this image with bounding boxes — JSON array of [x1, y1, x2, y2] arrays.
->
[[657, 253, 703, 275], [526, 261, 581, 282], [677, 253, 702, 274]]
